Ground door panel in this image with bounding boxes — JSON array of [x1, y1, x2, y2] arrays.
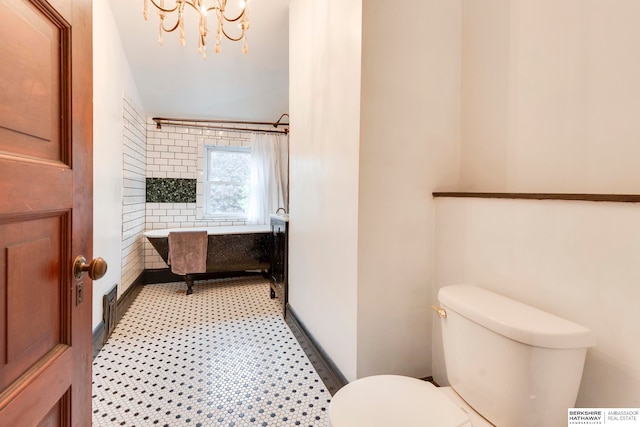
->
[[1, 213, 69, 389], [37, 395, 69, 427], [0, 0, 93, 425], [1, 346, 73, 426], [0, 0, 68, 162]]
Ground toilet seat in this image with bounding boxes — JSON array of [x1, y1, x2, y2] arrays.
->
[[329, 375, 472, 427]]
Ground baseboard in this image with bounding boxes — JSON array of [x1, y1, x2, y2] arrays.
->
[[92, 321, 105, 359], [92, 271, 145, 359], [422, 376, 438, 386], [285, 303, 348, 396]]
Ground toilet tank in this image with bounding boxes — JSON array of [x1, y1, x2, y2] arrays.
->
[[438, 285, 595, 427]]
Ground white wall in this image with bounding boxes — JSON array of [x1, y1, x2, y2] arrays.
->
[[93, 0, 144, 330], [433, 197, 640, 407], [288, 0, 363, 381], [356, 0, 460, 378], [460, 0, 640, 193]]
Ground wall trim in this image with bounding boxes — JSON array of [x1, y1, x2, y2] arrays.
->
[[433, 192, 640, 203], [92, 271, 145, 359], [422, 376, 438, 386], [92, 321, 105, 359], [285, 303, 348, 396]]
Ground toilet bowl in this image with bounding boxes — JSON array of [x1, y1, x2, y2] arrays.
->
[[329, 375, 493, 427], [328, 285, 596, 427]]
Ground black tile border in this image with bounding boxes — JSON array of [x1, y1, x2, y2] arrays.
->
[[433, 192, 640, 203], [285, 303, 348, 396]]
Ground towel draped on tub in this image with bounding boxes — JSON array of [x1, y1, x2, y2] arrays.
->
[[168, 231, 208, 293]]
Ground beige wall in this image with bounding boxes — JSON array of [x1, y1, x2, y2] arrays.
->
[[356, 0, 461, 378], [288, 0, 363, 381], [289, 0, 460, 381], [461, 0, 640, 193], [435, 0, 640, 406], [434, 197, 640, 407]]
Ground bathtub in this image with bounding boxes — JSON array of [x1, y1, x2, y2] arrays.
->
[[144, 225, 272, 293]]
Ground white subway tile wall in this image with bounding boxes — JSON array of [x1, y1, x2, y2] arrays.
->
[[144, 121, 274, 269], [121, 98, 147, 295]]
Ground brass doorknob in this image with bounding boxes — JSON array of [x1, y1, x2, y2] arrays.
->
[[73, 256, 107, 280]]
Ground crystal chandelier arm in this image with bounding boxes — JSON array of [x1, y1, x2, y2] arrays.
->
[[160, 14, 184, 33], [213, 0, 248, 22], [217, 0, 249, 43], [219, 25, 246, 42], [201, 4, 221, 15], [218, 9, 246, 22], [183, 1, 216, 14], [147, 0, 185, 33], [148, 0, 181, 13]]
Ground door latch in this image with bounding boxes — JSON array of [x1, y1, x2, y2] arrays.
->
[[76, 282, 84, 305]]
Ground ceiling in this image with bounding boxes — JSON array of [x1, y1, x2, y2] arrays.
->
[[108, 0, 290, 122]]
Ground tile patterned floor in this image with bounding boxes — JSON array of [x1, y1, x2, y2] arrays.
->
[[92, 277, 331, 427]]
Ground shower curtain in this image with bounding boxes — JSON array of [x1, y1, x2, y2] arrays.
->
[[247, 133, 288, 225]]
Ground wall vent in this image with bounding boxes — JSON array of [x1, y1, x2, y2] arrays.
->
[[103, 285, 118, 343]]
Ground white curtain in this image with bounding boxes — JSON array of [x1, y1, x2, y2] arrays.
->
[[247, 133, 288, 224]]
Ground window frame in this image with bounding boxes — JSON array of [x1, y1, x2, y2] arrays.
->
[[203, 145, 251, 219]]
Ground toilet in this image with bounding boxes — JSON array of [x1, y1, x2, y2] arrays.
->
[[329, 285, 596, 427]]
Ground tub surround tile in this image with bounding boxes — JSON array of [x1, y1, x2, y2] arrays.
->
[[121, 99, 147, 303]]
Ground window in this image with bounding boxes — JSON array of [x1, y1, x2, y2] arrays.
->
[[204, 145, 251, 217]]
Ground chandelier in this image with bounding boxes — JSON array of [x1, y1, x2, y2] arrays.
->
[[143, 0, 250, 59]]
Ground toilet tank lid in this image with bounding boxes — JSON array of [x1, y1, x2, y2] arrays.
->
[[438, 285, 596, 349]]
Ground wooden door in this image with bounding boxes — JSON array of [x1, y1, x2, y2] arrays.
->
[[0, 0, 93, 425]]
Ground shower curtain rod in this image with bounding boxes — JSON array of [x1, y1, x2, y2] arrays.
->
[[152, 114, 290, 135]]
